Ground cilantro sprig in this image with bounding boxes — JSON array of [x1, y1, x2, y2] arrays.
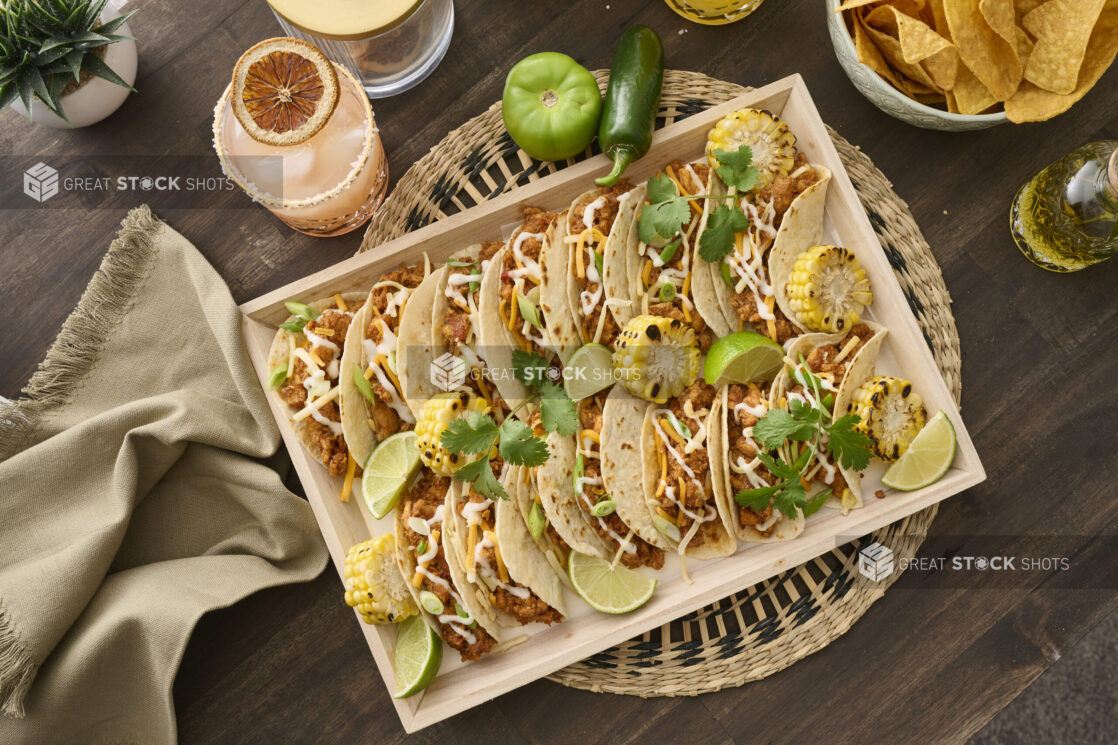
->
[[438, 350, 578, 501], [735, 359, 872, 519], [637, 145, 758, 254]]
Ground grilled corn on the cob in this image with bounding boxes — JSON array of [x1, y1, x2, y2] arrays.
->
[[415, 392, 492, 475], [343, 535, 419, 625], [612, 314, 700, 404], [786, 245, 873, 333], [848, 376, 926, 462], [706, 108, 797, 190]]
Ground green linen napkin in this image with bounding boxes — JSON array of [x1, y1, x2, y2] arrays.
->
[[0, 206, 329, 744]]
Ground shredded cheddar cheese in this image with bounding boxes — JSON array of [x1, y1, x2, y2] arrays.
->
[[581, 428, 600, 445], [833, 335, 862, 365], [467, 523, 478, 573], [765, 295, 777, 341], [339, 455, 356, 502], [488, 531, 509, 584], [333, 293, 348, 311]]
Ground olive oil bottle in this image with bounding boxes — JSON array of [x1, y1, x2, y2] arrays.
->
[[1010, 141, 1118, 272]]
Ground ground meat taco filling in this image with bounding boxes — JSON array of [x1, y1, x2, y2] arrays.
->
[[722, 152, 820, 344], [362, 264, 425, 441], [651, 381, 719, 551], [401, 470, 497, 661], [440, 241, 504, 404], [575, 396, 665, 570], [500, 208, 557, 355], [725, 383, 780, 535], [638, 161, 714, 352], [279, 300, 364, 476], [457, 466, 562, 626], [566, 182, 632, 346]]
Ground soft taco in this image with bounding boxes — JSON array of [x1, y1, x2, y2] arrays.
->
[[641, 381, 736, 572], [710, 381, 805, 543], [511, 464, 572, 587], [444, 459, 566, 627], [692, 153, 832, 344], [548, 182, 645, 351], [431, 241, 505, 407], [339, 262, 430, 469], [605, 160, 717, 351], [536, 388, 666, 569], [395, 468, 501, 661], [478, 208, 564, 414], [767, 321, 887, 513], [268, 292, 367, 478]]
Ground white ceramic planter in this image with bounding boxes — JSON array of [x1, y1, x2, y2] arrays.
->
[[9, 15, 138, 129]]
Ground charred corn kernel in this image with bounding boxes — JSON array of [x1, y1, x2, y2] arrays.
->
[[848, 376, 926, 462], [414, 392, 492, 475], [612, 314, 700, 404], [706, 108, 797, 190], [343, 535, 418, 625], [786, 245, 873, 333]]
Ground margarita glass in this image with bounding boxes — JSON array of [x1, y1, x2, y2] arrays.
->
[[213, 49, 387, 237], [664, 0, 765, 24]]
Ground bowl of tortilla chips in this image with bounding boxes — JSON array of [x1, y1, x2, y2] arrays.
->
[[828, 0, 1118, 130]]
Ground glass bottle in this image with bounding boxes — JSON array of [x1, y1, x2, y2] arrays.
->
[[1010, 141, 1118, 272]]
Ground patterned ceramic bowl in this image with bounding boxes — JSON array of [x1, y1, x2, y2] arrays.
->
[[826, 0, 1007, 131]]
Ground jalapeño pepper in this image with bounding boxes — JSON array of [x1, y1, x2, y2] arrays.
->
[[595, 26, 664, 187]]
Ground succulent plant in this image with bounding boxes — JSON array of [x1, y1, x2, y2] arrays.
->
[[0, 0, 136, 123]]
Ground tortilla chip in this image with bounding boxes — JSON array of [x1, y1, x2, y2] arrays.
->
[[952, 62, 1000, 113], [1015, 25, 1035, 67], [1006, 0, 1118, 121], [836, 0, 880, 11], [1014, 0, 1047, 17], [927, 0, 951, 35], [944, 0, 1023, 99], [854, 11, 911, 92], [863, 20, 946, 91], [945, 88, 960, 111], [1021, 0, 1105, 94], [867, 5, 962, 87]]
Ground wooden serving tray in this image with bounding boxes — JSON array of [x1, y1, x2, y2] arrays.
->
[[240, 74, 985, 732]]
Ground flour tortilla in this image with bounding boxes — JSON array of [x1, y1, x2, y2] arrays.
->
[[537, 431, 610, 557], [393, 471, 503, 646], [477, 245, 536, 417], [599, 386, 669, 550], [554, 184, 645, 348], [445, 475, 567, 621], [769, 320, 888, 511], [395, 267, 441, 418], [268, 292, 367, 473], [710, 385, 806, 543], [511, 465, 572, 588], [766, 167, 833, 334], [640, 400, 736, 560]]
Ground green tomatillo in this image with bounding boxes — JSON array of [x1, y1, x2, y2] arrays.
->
[[502, 52, 602, 162]]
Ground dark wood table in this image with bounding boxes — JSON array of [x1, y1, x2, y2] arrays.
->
[[3, 0, 1116, 742]]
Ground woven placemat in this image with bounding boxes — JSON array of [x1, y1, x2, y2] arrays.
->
[[359, 70, 961, 696]]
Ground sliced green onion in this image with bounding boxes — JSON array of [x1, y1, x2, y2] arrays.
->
[[590, 498, 615, 517], [419, 590, 444, 615], [446, 258, 476, 268], [720, 262, 734, 287], [821, 393, 835, 411], [802, 488, 832, 518], [658, 237, 681, 265], [469, 280, 480, 294], [351, 363, 377, 404], [652, 513, 681, 543], [666, 411, 692, 439], [572, 453, 585, 492], [454, 602, 470, 619], [593, 249, 604, 277], [528, 500, 547, 540], [266, 364, 288, 390], [386, 351, 398, 375], [279, 319, 306, 333], [284, 301, 319, 321], [658, 282, 677, 302], [416, 539, 428, 555], [517, 293, 543, 330]]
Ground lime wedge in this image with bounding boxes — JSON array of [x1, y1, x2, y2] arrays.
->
[[703, 332, 784, 386], [564, 343, 614, 401], [881, 410, 956, 491], [362, 431, 421, 519], [393, 615, 442, 698], [568, 551, 657, 614]]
